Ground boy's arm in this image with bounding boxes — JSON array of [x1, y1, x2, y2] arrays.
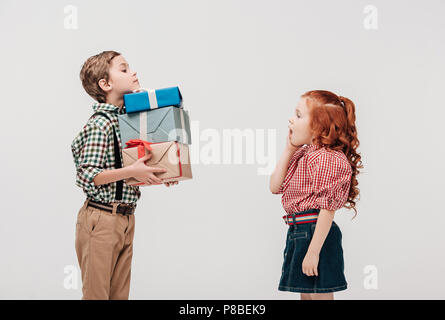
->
[[93, 167, 134, 186], [74, 123, 122, 193]]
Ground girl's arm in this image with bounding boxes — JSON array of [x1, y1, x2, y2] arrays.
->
[[302, 209, 335, 276], [269, 148, 294, 193], [270, 137, 300, 193], [307, 209, 335, 254], [306, 151, 351, 254]]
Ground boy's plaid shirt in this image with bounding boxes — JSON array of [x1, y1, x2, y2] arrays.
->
[[71, 102, 141, 204]]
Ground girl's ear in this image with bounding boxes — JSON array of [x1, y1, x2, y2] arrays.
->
[[98, 78, 112, 92]]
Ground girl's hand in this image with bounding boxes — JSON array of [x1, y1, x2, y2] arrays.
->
[[164, 181, 179, 187], [302, 251, 319, 277], [286, 133, 300, 152]]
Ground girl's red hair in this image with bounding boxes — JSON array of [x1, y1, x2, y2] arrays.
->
[[302, 90, 363, 218]]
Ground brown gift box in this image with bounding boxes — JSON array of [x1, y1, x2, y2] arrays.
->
[[122, 140, 192, 186]]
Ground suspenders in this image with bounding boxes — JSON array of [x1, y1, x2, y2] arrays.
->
[[89, 111, 123, 200]]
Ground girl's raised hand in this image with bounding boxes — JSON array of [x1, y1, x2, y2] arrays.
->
[[286, 134, 300, 152]]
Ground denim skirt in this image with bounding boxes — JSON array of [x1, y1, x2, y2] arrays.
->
[[278, 209, 347, 293]]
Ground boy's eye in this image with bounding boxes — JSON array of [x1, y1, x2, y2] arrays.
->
[[122, 69, 127, 72]]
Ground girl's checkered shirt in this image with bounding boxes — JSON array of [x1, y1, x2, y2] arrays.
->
[[274, 144, 352, 214]]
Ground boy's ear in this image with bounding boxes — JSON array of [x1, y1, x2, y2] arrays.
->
[[98, 78, 112, 92]]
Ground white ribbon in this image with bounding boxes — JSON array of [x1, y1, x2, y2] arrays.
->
[[133, 87, 158, 109], [148, 89, 158, 109], [139, 111, 147, 140], [179, 108, 188, 144]]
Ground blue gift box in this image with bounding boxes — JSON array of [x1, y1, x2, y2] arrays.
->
[[123, 86, 183, 113]]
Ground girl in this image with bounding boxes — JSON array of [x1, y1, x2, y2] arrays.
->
[[270, 90, 363, 300]]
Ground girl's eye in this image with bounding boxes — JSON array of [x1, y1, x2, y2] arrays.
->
[[122, 69, 127, 72]]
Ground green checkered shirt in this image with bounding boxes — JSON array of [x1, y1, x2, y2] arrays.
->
[[71, 102, 141, 204]]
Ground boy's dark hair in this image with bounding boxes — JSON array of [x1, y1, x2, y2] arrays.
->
[[79, 50, 121, 103]]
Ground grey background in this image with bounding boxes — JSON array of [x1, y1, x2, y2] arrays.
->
[[0, 0, 444, 299]]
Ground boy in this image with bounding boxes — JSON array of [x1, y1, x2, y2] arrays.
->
[[71, 50, 177, 300]]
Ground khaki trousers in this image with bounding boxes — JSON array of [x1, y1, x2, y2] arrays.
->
[[75, 199, 136, 300]]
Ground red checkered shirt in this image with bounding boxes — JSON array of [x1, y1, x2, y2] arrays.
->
[[273, 144, 352, 214]]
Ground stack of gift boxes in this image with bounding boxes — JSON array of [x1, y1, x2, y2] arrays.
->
[[118, 86, 192, 186]]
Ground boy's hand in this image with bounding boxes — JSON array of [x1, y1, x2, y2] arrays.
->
[[164, 181, 179, 187], [130, 153, 167, 185]]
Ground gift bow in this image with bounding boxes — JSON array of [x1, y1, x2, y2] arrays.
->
[[125, 139, 153, 158]]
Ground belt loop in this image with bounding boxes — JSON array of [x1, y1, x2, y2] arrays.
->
[[82, 199, 90, 210], [112, 202, 118, 215], [291, 213, 296, 227]]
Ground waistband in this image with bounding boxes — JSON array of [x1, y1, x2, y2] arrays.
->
[[282, 209, 320, 225], [86, 199, 136, 215]]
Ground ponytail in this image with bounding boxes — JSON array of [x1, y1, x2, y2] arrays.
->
[[337, 95, 362, 219]]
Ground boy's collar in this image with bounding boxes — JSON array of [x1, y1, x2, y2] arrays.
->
[[92, 102, 125, 115]]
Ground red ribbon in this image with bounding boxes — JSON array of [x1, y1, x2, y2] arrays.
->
[[125, 139, 153, 158]]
